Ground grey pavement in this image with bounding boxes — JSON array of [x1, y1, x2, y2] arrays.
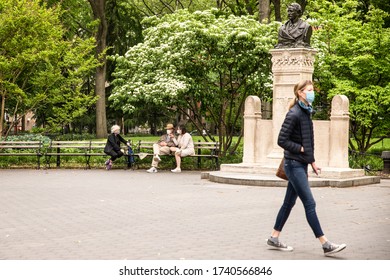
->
[[0, 169, 389, 260]]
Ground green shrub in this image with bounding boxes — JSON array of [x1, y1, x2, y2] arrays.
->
[[349, 152, 383, 172], [2, 134, 51, 144], [54, 133, 96, 141]]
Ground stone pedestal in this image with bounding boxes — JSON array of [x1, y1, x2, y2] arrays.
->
[[223, 93, 365, 179], [267, 48, 318, 163], [242, 96, 261, 164], [328, 95, 350, 168], [215, 48, 376, 185]]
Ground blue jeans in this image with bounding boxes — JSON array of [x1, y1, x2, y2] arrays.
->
[[273, 159, 324, 238]]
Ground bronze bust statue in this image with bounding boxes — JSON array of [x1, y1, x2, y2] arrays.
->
[[275, 3, 312, 49]]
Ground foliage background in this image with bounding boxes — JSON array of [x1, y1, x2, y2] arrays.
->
[[0, 0, 98, 136], [1, 0, 389, 164], [110, 9, 279, 155]]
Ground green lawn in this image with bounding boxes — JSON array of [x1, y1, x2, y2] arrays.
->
[[350, 138, 390, 152]]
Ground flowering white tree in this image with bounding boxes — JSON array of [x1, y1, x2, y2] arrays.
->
[[110, 9, 279, 155]]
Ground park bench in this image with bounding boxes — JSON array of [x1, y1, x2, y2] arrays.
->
[[88, 141, 135, 169], [45, 140, 92, 169], [135, 140, 220, 170], [0, 140, 43, 169], [45, 140, 134, 169]]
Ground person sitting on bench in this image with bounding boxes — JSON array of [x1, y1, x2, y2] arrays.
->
[[146, 123, 177, 173], [104, 125, 129, 170], [169, 125, 195, 173]]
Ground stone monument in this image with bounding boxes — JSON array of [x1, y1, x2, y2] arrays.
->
[[207, 3, 380, 187]]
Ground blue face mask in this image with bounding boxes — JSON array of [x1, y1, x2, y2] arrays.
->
[[305, 91, 315, 104]]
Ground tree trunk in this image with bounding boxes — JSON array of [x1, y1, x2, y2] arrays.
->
[[244, 0, 253, 15], [95, 62, 108, 138], [89, 0, 108, 138], [21, 115, 25, 132], [272, 0, 281, 22], [259, 0, 270, 23], [298, 0, 307, 14], [0, 94, 5, 136]]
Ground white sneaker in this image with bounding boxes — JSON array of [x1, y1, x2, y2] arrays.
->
[[171, 168, 181, 173], [153, 155, 161, 162], [146, 167, 158, 173]]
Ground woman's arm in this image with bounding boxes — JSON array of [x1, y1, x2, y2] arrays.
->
[[179, 133, 192, 149], [277, 112, 302, 154], [118, 134, 129, 146]]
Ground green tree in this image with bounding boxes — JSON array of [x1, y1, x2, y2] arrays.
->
[[310, 0, 390, 152], [0, 0, 98, 136], [110, 9, 279, 155], [45, 0, 145, 134]]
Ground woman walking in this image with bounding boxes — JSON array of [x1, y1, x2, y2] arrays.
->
[[266, 80, 346, 256]]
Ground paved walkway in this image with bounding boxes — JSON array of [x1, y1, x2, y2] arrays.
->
[[0, 169, 389, 260]]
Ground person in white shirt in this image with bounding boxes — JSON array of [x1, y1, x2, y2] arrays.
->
[[169, 125, 195, 173]]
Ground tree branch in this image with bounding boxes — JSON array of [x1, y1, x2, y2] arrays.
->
[[159, 0, 175, 13], [140, 0, 157, 16]]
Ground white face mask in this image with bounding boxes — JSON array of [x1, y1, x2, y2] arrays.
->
[[176, 130, 182, 134], [166, 130, 172, 134], [305, 90, 315, 104]]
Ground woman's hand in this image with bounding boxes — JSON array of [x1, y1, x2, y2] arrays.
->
[[311, 162, 321, 176]]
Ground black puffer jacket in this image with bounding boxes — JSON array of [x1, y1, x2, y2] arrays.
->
[[277, 103, 315, 164], [104, 133, 127, 154]]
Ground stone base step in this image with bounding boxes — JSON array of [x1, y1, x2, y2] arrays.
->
[[202, 171, 381, 188], [219, 163, 366, 179]]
